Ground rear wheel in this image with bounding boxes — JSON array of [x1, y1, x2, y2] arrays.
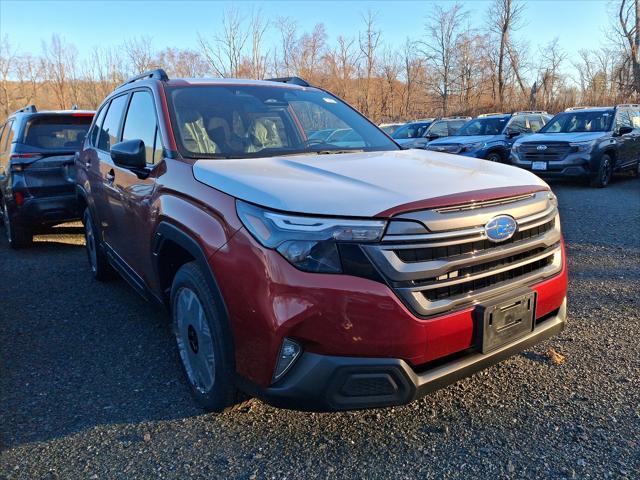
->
[[590, 154, 613, 188], [2, 202, 32, 249], [82, 208, 114, 280], [171, 261, 238, 412]]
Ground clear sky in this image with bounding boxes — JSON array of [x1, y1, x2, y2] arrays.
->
[[0, 0, 612, 76]]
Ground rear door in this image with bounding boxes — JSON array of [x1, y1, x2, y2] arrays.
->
[[614, 110, 634, 168], [92, 94, 130, 248], [16, 114, 93, 199], [107, 89, 163, 280]]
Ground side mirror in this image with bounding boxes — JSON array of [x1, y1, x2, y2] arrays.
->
[[426, 133, 439, 140], [111, 139, 147, 169], [505, 128, 521, 138], [616, 126, 633, 136]]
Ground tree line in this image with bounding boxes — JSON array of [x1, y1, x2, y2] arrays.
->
[[1, 0, 638, 122]]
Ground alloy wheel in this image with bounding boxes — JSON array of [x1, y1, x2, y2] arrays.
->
[[84, 213, 98, 274], [174, 287, 216, 394], [2, 203, 11, 243]]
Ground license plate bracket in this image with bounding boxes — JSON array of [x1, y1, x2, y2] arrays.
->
[[475, 289, 536, 353]]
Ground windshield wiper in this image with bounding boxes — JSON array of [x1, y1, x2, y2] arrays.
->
[[313, 149, 365, 155]]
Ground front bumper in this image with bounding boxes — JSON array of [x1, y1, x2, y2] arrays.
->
[[245, 299, 566, 411], [511, 153, 593, 178]]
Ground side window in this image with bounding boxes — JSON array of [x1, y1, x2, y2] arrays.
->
[[448, 120, 466, 135], [90, 105, 108, 147], [0, 122, 9, 153], [528, 115, 544, 133], [3, 120, 16, 151], [507, 116, 527, 133], [615, 110, 632, 129], [629, 109, 640, 129], [122, 91, 162, 164], [429, 122, 448, 137], [99, 94, 128, 152], [153, 127, 163, 164]]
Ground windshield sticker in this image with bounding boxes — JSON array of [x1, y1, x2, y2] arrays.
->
[[323, 97, 337, 104]]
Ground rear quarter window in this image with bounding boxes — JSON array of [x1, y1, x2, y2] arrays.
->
[[23, 115, 93, 150]]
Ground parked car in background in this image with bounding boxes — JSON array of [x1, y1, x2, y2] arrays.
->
[[392, 119, 435, 145], [426, 111, 551, 162], [307, 128, 336, 142], [400, 116, 471, 149], [0, 105, 94, 248], [511, 105, 640, 187], [379, 123, 404, 135], [77, 70, 567, 412]]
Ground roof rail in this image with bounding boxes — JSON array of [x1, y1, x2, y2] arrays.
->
[[118, 69, 169, 89], [266, 76, 310, 87], [564, 106, 609, 111], [441, 116, 472, 120], [513, 110, 548, 115], [477, 112, 507, 117], [12, 105, 37, 115], [616, 103, 640, 108]]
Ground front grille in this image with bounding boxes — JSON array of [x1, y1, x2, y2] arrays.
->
[[421, 252, 555, 301], [363, 191, 563, 316], [395, 218, 555, 263], [429, 144, 461, 154], [519, 142, 572, 161]]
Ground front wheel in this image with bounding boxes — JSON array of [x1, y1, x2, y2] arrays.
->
[[590, 154, 613, 188], [485, 152, 502, 163], [171, 261, 238, 411], [2, 202, 32, 249]]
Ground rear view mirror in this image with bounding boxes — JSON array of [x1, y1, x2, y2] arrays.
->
[[111, 139, 147, 169]]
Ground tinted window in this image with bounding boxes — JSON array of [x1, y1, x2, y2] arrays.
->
[[99, 94, 128, 151], [122, 91, 162, 164], [90, 106, 108, 146], [456, 117, 508, 136], [23, 115, 93, 150], [448, 120, 467, 134], [0, 121, 10, 153], [541, 110, 614, 133], [615, 110, 632, 129], [428, 121, 448, 137], [3, 120, 16, 151], [528, 115, 545, 133], [168, 85, 398, 158], [392, 122, 431, 139]]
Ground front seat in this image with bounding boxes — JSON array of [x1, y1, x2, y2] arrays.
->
[[246, 118, 284, 153], [178, 109, 219, 154]]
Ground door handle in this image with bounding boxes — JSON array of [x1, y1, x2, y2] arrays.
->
[[106, 169, 115, 184]]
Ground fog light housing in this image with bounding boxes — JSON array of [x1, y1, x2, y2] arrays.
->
[[272, 338, 302, 382]]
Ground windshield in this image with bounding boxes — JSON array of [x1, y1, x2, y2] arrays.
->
[[392, 122, 431, 139], [22, 114, 93, 150], [167, 85, 398, 158], [540, 111, 614, 133], [455, 117, 509, 136]]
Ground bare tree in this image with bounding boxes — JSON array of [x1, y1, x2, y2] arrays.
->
[[423, 3, 466, 115], [615, 0, 640, 96], [274, 16, 298, 76], [0, 36, 17, 116], [358, 10, 381, 116], [123, 35, 156, 74], [198, 7, 249, 77], [488, 0, 526, 109], [41, 34, 78, 109], [156, 48, 208, 78]]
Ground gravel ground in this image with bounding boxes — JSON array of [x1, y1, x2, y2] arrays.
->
[[1, 176, 639, 480]]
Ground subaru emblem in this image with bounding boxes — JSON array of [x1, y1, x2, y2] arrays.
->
[[537, 145, 548, 151], [484, 215, 518, 242]]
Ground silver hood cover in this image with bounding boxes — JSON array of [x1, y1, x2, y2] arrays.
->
[[192, 149, 548, 217]]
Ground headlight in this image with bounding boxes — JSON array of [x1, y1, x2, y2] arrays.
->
[[236, 200, 386, 273], [461, 142, 485, 152], [547, 191, 558, 208], [570, 140, 596, 153], [511, 143, 521, 153]]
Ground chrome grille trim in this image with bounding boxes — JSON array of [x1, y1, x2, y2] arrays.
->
[[365, 192, 562, 317], [433, 193, 535, 213]]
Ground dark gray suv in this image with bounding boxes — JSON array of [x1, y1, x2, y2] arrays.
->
[[511, 105, 640, 187], [0, 105, 94, 247]]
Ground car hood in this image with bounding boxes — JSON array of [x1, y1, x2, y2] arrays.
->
[[428, 135, 498, 145], [515, 132, 606, 144], [192, 149, 548, 217]]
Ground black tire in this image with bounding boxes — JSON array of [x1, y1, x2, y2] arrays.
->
[[170, 261, 238, 412], [590, 154, 613, 188], [2, 201, 32, 249], [82, 208, 114, 281], [486, 152, 502, 163]]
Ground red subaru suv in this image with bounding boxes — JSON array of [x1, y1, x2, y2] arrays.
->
[[76, 70, 567, 411]]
